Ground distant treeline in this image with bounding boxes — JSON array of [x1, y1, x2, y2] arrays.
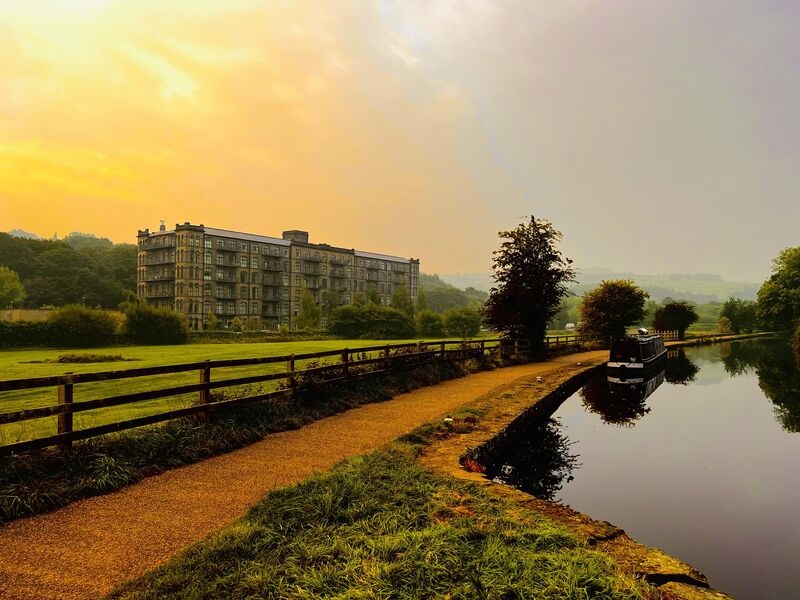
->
[[0, 232, 137, 308], [418, 274, 488, 312]]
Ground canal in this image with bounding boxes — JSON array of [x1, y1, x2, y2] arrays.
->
[[483, 338, 800, 598]]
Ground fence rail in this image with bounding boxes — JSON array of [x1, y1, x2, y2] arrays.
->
[[0, 335, 601, 456]]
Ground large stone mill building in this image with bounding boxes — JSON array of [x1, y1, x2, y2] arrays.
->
[[136, 222, 420, 330]]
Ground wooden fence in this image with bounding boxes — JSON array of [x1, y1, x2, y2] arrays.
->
[[0, 335, 600, 456]]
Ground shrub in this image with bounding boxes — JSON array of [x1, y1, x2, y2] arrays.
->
[[120, 295, 188, 345], [442, 307, 482, 338], [718, 316, 732, 333], [416, 309, 444, 337], [328, 304, 416, 339], [46, 305, 118, 347], [0, 320, 52, 348]]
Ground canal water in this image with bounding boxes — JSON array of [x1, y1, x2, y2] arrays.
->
[[484, 338, 800, 598]]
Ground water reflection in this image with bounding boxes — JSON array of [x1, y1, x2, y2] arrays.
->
[[720, 338, 800, 432], [484, 419, 579, 501], [580, 370, 665, 427], [664, 348, 700, 385]]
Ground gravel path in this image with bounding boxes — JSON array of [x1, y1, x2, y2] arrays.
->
[[0, 353, 604, 600]]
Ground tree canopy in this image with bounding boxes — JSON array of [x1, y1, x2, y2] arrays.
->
[[579, 279, 648, 340], [483, 215, 575, 355], [0, 266, 25, 308], [720, 297, 757, 334], [652, 300, 699, 340], [757, 246, 800, 330]]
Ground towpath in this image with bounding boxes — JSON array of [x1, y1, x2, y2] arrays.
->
[[0, 351, 606, 600]]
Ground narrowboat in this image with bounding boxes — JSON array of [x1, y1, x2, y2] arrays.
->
[[607, 334, 667, 372]]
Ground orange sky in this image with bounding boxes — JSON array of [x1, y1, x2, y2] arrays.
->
[[2, 1, 799, 280]]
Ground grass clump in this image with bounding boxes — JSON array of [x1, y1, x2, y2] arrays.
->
[[111, 445, 646, 599], [55, 353, 136, 363]]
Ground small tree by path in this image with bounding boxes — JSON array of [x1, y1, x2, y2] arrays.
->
[[297, 287, 320, 331], [652, 300, 698, 340], [580, 280, 648, 341], [483, 215, 575, 357]]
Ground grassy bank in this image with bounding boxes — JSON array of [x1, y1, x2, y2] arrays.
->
[[111, 442, 647, 599], [0, 357, 479, 523]]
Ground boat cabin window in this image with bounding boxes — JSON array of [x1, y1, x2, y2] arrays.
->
[[611, 339, 641, 361]]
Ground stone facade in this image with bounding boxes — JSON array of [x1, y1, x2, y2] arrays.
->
[[136, 222, 420, 331]]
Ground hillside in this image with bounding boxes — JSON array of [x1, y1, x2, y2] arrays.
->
[[441, 269, 758, 303]]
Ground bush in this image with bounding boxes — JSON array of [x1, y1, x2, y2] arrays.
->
[[416, 309, 444, 337], [329, 304, 416, 339], [0, 320, 52, 348], [46, 305, 118, 347], [442, 307, 482, 338], [120, 296, 188, 345]]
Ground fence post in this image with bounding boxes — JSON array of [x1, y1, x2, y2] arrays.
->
[[287, 354, 296, 390], [480, 339, 485, 357], [384, 345, 390, 370], [440, 341, 446, 358], [341, 349, 349, 378], [198, 360, 211, 422], [57, 372, 74, 450]]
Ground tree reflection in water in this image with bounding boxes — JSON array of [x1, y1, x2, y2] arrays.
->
[[664, 348, 700, 385], [484, 418, 579, 501], [579, 371, 664, 427], [721, 338, 800, 432]]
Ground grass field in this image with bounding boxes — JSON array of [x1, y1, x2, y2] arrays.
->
[[0, 339, 431, 444]]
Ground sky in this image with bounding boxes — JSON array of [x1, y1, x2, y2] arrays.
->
[[1, 0, 798, 282]]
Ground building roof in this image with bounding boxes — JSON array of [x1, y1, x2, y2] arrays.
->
[[354, 249, 411, 263], [203, 227, 291, 246]]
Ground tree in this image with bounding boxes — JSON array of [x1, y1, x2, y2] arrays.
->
[[757, 246, 800, 330], [366, 284, 381, 306], [415, 288, 427, 312], [794, 323, 800, 366], [443, 307, 482, 338], [652, 300, 698, 340], [205, 312, 219, 331], [390, 283, 414, 318], [580, 280, 649, 341], [296, 287, 320, 331], [721, 297, 757, 334], [0, 265, 25, 307], [328, 304, 415, 339], [416, 309, 444, 337], [718, 316, 732, 333], [320, 289, 341, 317], [483, 215, 575, 356]]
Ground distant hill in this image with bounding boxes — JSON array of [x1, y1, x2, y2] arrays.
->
[[441, 269, 758, 303], [9, 229, 40, 240], [419, 274, 488, 312]]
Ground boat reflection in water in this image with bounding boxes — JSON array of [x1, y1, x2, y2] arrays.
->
[[580, 367, 666, 427]]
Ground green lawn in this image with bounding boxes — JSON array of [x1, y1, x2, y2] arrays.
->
[[0, 339, 431, 444]]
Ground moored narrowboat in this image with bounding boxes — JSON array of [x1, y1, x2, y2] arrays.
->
[[607, 334, 667, 372]]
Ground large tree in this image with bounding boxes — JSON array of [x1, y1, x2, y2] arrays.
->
[[580, 279, 649, 341], [390, 283, 415, 318], [0, 265, 25, 308], [757, 246, 800, 330], [720, 297, 757, 334], [652, 300, 699, 340], [483, 215, 575, 355], [296, 287, 320, 331]]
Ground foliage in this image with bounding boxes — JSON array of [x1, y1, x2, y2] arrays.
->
[[53, 353, 133, 363], [419, 273, 488, 313], [390, 283, 415, 318], [579, 280, 648, 341], [652, 300, 698, 340], [366, 284, 381, 306], [119, 294, 188, 345], [296, 287, 320, 331], [46, 305, 118, 347], [328, 304, 416, 339], [415, 309, 444, 337], [483, 216, 575, 355], [0, 320, 54, 348], [718, 316, 732, 333], [415, 287, 427, 312], [720, 297, 758, 334], [757, 246, 800, 330], [794, 324, 800, 365], [0, 265, 25, 307], [320, 289, 341, 317], [110, 447, 645, 600], [205, 312, 218, 331], [0, 231, 137, 308], [229, 317, 243, 332], [442, 307, 482, 338]]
